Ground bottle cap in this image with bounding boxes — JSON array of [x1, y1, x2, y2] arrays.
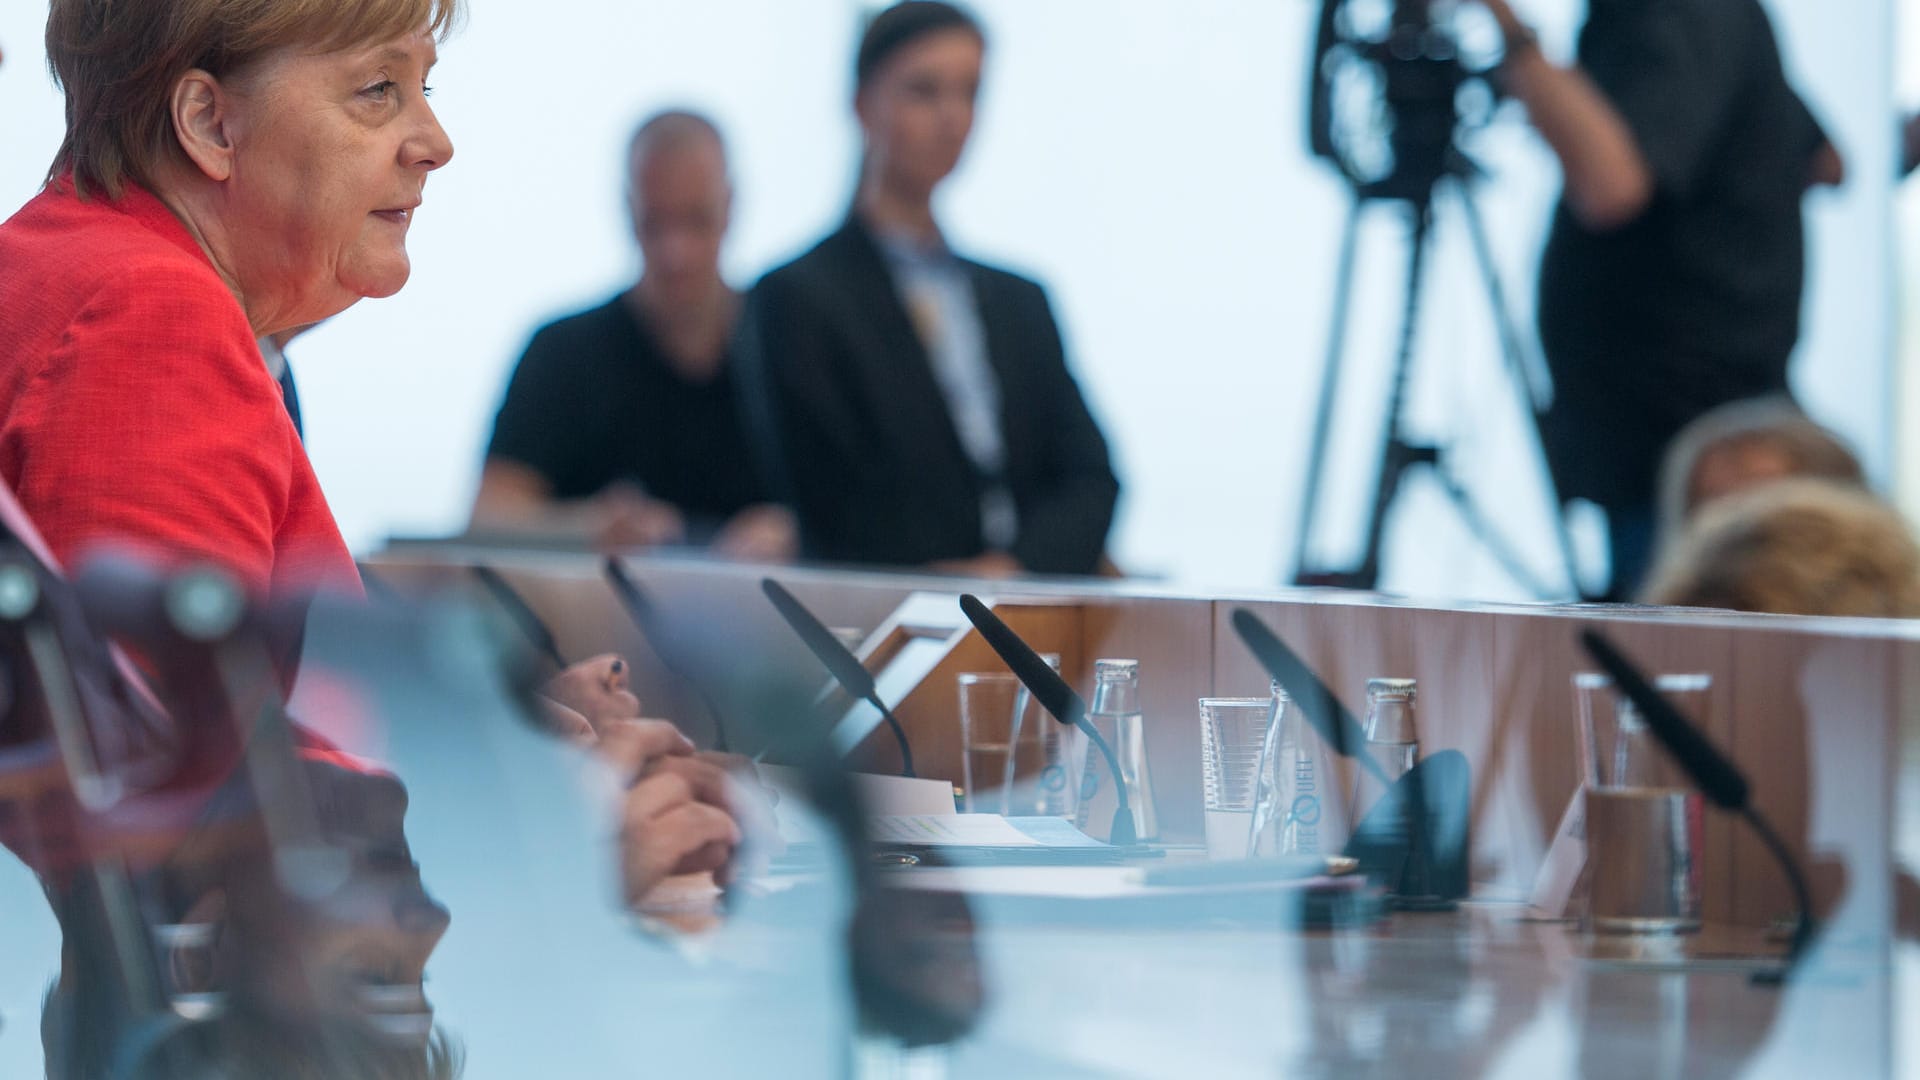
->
[[1365, 677, 1417, 700], [1094, 658, 1139, 680]]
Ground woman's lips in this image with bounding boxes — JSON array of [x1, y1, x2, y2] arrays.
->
[[372, 208, 413, 226], [356, 982, 434, 1044]]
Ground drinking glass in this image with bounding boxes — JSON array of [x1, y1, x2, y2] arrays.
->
[[1199, 697, 1277, 859], [957, 673, 1048, 815], [1573, 672, 1713, 933]]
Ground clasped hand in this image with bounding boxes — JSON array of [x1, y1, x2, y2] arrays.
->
[[538, 654, 780, 906]]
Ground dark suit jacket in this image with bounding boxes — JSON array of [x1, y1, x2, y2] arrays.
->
[[739, 216, 1119, 575]]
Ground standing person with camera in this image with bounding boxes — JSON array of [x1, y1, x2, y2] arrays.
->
[[1479, 0, 1843, 599]]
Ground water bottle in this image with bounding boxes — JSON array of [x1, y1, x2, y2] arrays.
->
[[1353, 678, 1420, 823], [1250, 679, 1350, 857], [1076, 659, 1159, 842], [1024, 653, 1079, 818]]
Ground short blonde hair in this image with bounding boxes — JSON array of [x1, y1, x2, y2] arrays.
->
[[46, 0, 464, 199], [1654, 397, 1864, 547], [1642, 479, 1920, 619]]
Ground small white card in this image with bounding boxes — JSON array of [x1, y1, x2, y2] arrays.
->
[[1530, 788, 1588, 918]]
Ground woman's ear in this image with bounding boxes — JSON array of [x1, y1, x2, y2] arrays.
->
[[171, 69, 237, 182], [165, 889, 229, 995], [853, 85, 876, 134]]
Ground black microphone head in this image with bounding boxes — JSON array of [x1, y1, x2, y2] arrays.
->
[[959, 595, 1133, 821], [957, 594, 1084, 727], [1229, 608, 1371, 767], [604, 558, 661, 632], [470, 566, 566, 670], [1578, 629, 1750, 811], [762, 578, 876, 700]]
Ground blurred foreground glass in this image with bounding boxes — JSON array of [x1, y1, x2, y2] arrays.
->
[[1573, 672, 1712, 933], [1199, 697, 1274, 859], [957, 672, 1051, 815]]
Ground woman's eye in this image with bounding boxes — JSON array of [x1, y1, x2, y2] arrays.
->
[[362, 80, 397, 101]]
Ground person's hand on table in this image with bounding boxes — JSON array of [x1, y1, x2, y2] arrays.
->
[[541, 653, 642, 737], [696, 750, 787, 872], [929, 551, 1023, 579], [597, 719, 742, 904], [711, 503, 799, 563], [1809, 140, 1846, 189], [588, 484, 687, 550]]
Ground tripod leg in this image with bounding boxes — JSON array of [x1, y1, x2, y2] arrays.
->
[[1453, 181, 1585, 598], [1426, 469, 1554, 597], [1349, 199, 1435, 589], [1292, 199, 1366, 583]]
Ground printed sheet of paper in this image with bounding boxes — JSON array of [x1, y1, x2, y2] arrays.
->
[[869, 813, 1044, 847]]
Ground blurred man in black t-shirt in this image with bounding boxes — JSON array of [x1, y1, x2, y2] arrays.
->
[[1480, 0, 1843, 598], [473, 111, 796, 560]]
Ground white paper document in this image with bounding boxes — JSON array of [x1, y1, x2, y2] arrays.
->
[[870, 814, 1043, 847]]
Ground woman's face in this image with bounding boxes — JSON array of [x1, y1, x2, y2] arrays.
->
[[216, 31, 453, 327], [857, 29, 984, 198], [222, 788, 452, 1049]]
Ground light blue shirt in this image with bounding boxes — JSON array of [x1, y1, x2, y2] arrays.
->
[[875, 229, 1018, 549]]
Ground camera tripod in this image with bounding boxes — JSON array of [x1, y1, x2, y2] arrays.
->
[[1289, 156, 1583, 599]]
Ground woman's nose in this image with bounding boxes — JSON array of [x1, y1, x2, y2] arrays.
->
[[409, 104, 455, 172], [396, 889, 452, 941]]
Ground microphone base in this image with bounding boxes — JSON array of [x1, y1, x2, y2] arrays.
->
[[1345, 750, 1472, 903], [1108, 808, 1138, 849]]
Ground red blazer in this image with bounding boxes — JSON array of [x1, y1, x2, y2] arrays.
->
[[0, 179, 358, 600]]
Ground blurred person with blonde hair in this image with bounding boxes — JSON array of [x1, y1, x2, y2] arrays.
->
[[1641, 479, 1920, 618], [1653, 396, 1866, 552]]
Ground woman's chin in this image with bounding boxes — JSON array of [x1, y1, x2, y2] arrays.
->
[[348, 261, 412, 301]]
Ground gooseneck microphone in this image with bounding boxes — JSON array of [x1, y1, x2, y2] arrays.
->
[[470, 566, 567, 671], [761, 578, 915, 778], [957, 594, 1137, 847], [1229, 608, 1390, 785], [1232, 606, 1469, 906], [1579, 628, 1814, 982], [603, 559, 731, 753]]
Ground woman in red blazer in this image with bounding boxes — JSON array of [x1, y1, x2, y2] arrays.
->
[[1, 2, 748, 1071]]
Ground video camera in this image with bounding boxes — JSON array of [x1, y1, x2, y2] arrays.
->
[[1307, 0, 1499, 202]]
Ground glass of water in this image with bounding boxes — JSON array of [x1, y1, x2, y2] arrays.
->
[[1573, 672, 1713, 933], [1199, 697, 1278, 859], [957, 673, 1049, 815]]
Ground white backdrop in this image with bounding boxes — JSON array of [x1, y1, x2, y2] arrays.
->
[[0, 1, 1896, 599]]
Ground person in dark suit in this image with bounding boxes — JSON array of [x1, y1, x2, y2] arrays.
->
[[739, 1, 1119, 578]]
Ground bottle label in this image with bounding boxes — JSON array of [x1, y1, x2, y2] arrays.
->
[[1289, 753, 1322, 855]]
